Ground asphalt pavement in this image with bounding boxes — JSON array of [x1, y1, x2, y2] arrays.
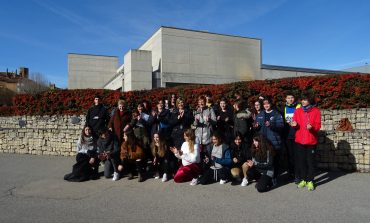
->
[[0, 153, 369, 223]]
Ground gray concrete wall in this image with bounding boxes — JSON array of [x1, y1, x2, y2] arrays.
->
[[160, 27, 261, 86], [261, 68, 329, 80], [123, 50, 152, 91], [68, 54, 118, 89]]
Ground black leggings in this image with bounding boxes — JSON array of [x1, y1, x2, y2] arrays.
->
[[247, 167, 273, 193], [153, 156, 178, 176], [295, 143, 315, 182]]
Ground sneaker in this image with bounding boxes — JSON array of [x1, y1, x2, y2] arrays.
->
[[241, 178, 249, 187], [294, 177, 300, 184], [297, 180, 306, 188], [306, 181, 315, 191], [219, 179, 228, 185], [112, 172, 119, 181], [127, 173, 134, 180], [154, 172, 160, 179], [161, 173, 168, 182], [190, 178, 198, 186]]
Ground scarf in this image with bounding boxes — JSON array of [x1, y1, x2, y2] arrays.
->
[[302, 104, 314, 112]]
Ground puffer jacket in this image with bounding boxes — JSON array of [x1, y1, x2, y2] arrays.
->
[[193, 107, 216, 145], [255, 110, 284, 150], [293, 107, 321, 145]]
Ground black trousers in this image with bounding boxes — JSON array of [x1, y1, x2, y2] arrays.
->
[[295, 143, 316, 182], [153, 156, 178, 176], [273, 150, 281, 179], [123, 159, 145, 175], [247, 167, 273, 193], [285, 139, 296, 176], [199, 167, 230, 185]]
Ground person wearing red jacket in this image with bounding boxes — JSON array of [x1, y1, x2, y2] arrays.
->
[[290, 94, 321, 191]]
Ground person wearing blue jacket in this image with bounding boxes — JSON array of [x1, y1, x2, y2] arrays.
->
[[254, 98, 283, 185], [198, 131, 232, 185]]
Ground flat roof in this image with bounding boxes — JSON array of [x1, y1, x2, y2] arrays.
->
[[161, 26, 261, 41], [262, 64, 349, 75], [68, 53, 118, 58]]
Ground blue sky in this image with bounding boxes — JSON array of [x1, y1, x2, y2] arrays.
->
[[1, 0, 369, 88]]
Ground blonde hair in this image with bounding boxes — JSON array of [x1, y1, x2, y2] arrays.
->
[[184, 129, 195, 153], [117, 99, 126, 106]]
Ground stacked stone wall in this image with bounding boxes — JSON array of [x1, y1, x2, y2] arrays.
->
[[0, 108, 369, 171]]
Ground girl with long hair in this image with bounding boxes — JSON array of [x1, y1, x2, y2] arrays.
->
[[150, 132, 177, 182], [118, 130, 146, 182], [170, 129, 201, 185], [245, 134, 275, 192]]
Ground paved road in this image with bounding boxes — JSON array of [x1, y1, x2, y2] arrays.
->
[[0, 154, 369, 223]]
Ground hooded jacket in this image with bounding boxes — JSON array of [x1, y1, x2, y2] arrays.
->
[[293, 106, 321, 145], [255, 110, 284, 150]]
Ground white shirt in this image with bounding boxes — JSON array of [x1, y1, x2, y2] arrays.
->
[[175, 142, 200, 166]]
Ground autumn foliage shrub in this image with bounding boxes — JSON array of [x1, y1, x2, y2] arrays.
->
[[1, 74, 369, 116]]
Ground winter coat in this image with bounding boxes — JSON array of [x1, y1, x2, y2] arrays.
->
[[193, 106, 216, 145], [205, 143, 232, 167], [279, 103, 301, 140], [85, 104, 110, 136], [252, 150, 274, 177], [108, 109, 131, 145], [151, 109, 171, 139], [293, 107, 321, 145], [233, 109, 252, 138], [76, 136, 97, 156], [97, 133, 119, 158], [169, 108, 193, 148], [230, 142, 251, 167], [216, 108, 234, 144], [255, 110, 284, 150], [120, 142, 145, 161]]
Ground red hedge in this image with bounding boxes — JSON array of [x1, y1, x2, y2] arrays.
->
[[2, 74, 370, 116]]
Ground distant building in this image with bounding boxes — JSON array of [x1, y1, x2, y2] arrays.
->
[[68, 26, 351, 91], [343, 64, 370, 74], [0, 67, 29, 93], [68, 53, 118, 89]]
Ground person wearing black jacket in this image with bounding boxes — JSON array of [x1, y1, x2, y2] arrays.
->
[[278, 93, 301, 182], [169, 98, 193, 149], [216, 98, 234, 145], [246, 134, 275, 193], [85, 95, 110, 139], [230, 132, 251, 186], [151, 99, 171, 142], [233, 99, 252, 145], [97, 128, 120, 180]]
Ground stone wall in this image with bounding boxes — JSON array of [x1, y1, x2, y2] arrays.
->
[[0, 108, 369, 172]]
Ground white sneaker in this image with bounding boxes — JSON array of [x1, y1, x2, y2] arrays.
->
[[112, 172, 119, 181], [220, 179, 228, 185], [154, 172, 160, 179], [161, 173, 168, 182], [190, 178, 198, 186], [241, 178, 249, 187]]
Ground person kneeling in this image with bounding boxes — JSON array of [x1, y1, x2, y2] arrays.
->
[[97, 128, 120, 181], [198, 132, 232, 185], [246, 135, 275, 193], [118, 130, 146, 182], [170, 129, 201, 185]]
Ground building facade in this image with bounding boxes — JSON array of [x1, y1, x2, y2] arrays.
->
[[68, 26, 349, 91]]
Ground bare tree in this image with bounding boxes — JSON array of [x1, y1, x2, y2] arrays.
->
[[19, 72, 49, 94]]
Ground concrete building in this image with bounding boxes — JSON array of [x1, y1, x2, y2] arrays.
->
[[344, 64, 370, 73], [68, 26, 350, 91], [68, 53, 118, 89]]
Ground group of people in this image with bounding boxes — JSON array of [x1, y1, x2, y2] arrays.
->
[[64, 91, 321, 193]]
